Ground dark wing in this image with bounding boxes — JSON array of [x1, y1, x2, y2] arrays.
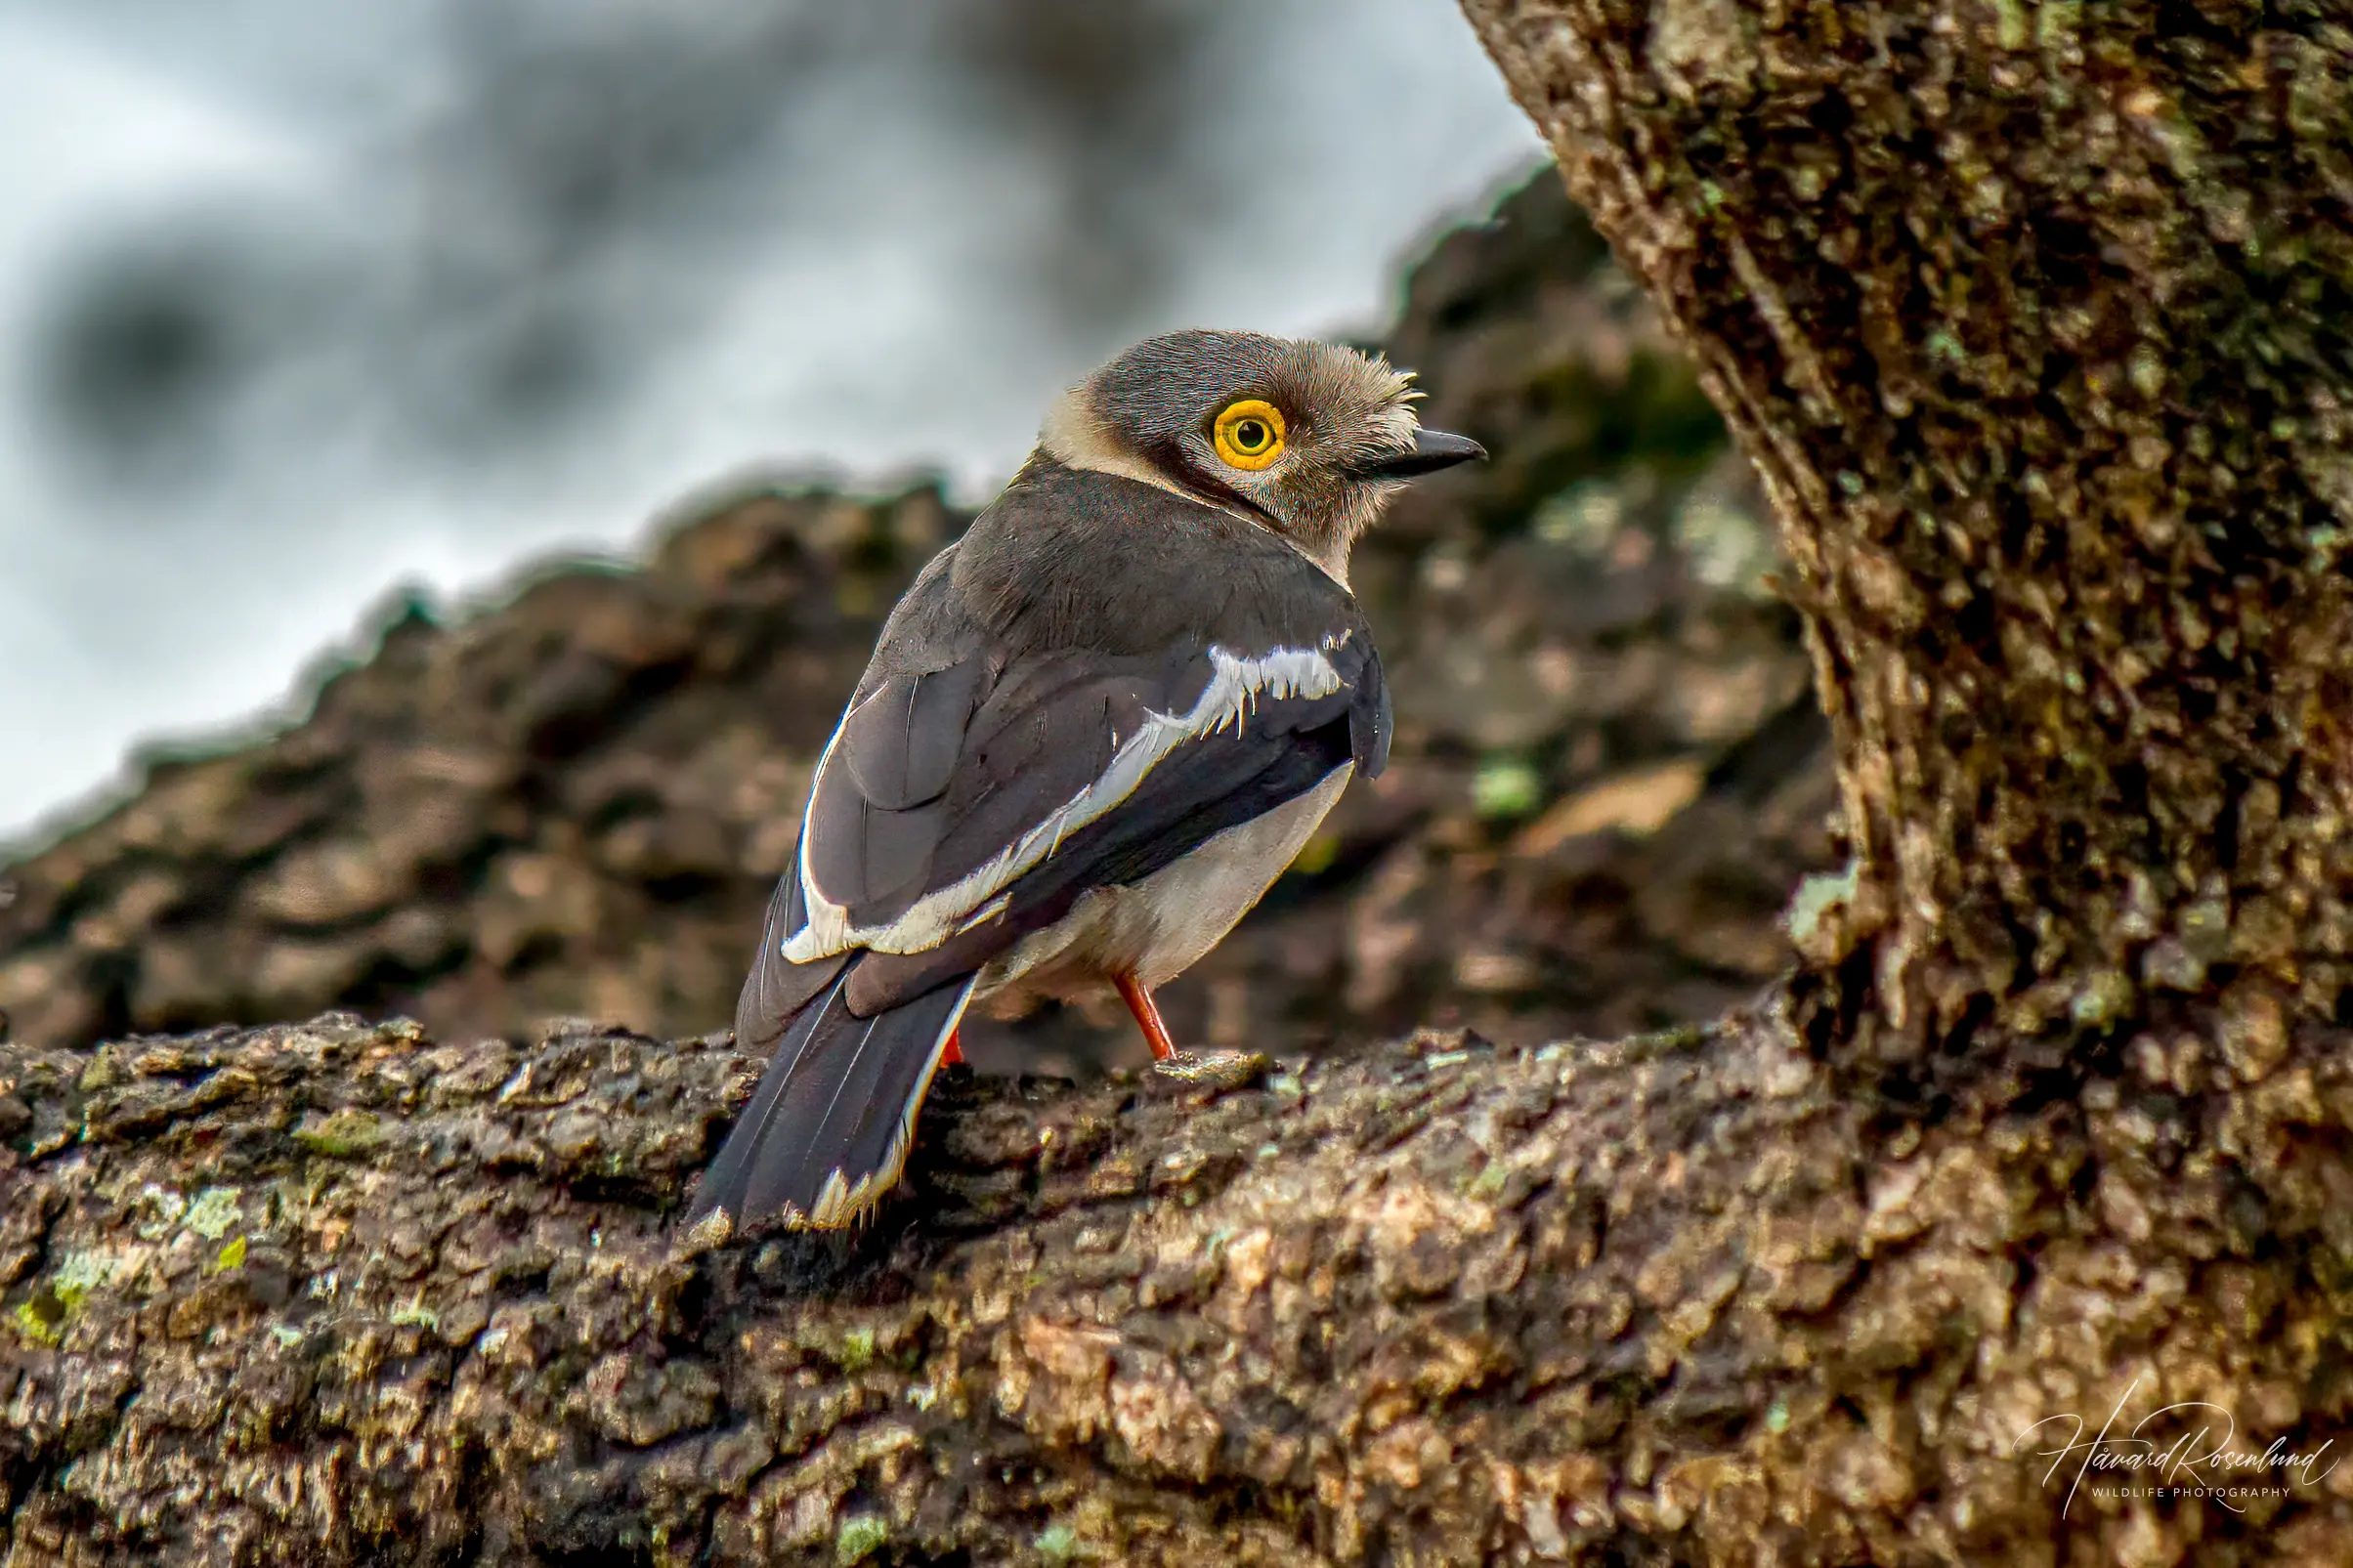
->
[[731, 656, 990, 1051], [844, 634, 1383, 1011], [800, 657, 997, 923], [738, 628, 1385, 1032]]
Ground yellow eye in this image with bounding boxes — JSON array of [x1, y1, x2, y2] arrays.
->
[[1213, 399, 1286, 470]]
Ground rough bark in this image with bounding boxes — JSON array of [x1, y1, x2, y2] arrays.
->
[[8, 996, 2353, 1567], [10, 3, 2353, 1564]]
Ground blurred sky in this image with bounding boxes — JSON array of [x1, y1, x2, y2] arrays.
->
[[0, 0, 1542, 846]]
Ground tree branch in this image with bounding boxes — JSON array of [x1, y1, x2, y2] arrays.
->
[[9, 1002, 2353, 1564]]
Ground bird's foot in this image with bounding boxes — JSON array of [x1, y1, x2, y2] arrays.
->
[[1150, 1047, 1270, 1090]]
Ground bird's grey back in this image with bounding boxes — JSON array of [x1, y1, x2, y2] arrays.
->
[[948, 459, 1368, 658]]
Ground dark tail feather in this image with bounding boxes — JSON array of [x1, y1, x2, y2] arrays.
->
[[691, 961, 976, 1232]]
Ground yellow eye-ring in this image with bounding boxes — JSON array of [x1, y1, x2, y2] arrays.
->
[[1213, 399, 1286, 470]]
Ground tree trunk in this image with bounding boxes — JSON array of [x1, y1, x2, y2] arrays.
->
[[10, 3, 2353, 1564], [1465, 0, 2353, 1079]]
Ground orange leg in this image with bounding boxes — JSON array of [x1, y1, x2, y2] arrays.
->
[[1116, 974, 1177, 1062], [940, 1027, 965, 1066]]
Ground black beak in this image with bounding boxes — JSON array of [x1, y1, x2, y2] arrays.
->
[[1349, 428, 1488, 481]]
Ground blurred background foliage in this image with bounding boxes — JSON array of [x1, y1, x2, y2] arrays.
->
[[0, 0, 1536, 839], [0, 4, 1837, 1066]]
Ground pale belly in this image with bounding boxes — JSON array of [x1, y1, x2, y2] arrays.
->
[[973, 762, 1353, 1011]]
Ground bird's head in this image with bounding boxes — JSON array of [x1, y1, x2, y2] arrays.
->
[[1038, 329, 1484, 584]]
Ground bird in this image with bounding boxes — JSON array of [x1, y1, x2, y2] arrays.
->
[[686, 329, 1483, 1236]]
